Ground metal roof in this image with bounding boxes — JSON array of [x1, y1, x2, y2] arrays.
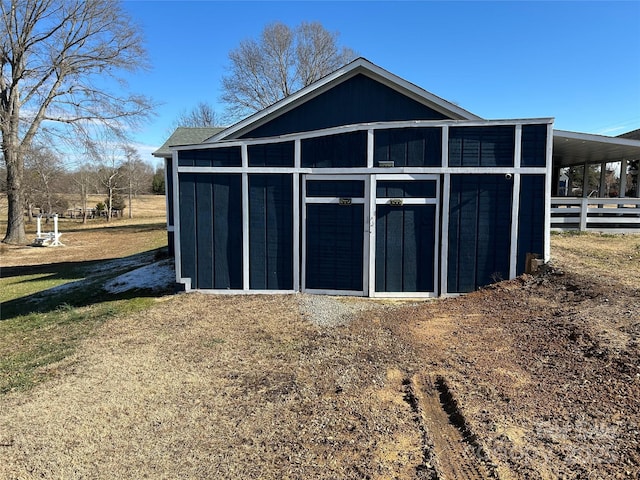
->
[[152, 127, 224, 158], [553, 130, 640, 167]]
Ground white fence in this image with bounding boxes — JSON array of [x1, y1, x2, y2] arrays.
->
[[551, 197, 640, 233]]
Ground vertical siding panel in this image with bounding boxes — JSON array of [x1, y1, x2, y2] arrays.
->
[[212, 178, 228, 288], [306, 204, 363, 291], [390, 133, 406, 166], [402, 207, 417, 291], [448, 175, 513, 293], [276, 175, 293, 290], [350, 205, 364, 290], [375, 207, 387, 291], [166, 158, 174, 227], [385, 208, 404, 291], [210, 175, 243, 289], [249, 176, 267, 289], [517, 175, 545, 273], [447, 178, 462, 292], [458, 177, 479, 292], [476, 178, 492, 286], [249, 174, 293, 290], [418, 206, 436, 292], [495, 177, 514, 281], [227, 176, 244, 289], [196, 178, 214, 289], [166, 157, 175, 255], [376, 205, 436, 293], [179, 174, 197, 286], [406, 134, 424, 167]]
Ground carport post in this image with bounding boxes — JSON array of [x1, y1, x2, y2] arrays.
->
[[599, 163, 607, 200], [620, 159, 628, 198]]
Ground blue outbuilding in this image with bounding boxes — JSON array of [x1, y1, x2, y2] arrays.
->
[[155, 58, 555, 296]]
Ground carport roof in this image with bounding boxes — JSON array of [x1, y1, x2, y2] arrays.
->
[[553, 130, 640, 167]]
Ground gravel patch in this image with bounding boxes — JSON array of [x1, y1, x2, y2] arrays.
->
[[296, 293, 390, 327]]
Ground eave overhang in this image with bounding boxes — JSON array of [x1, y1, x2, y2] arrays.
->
[[553, 130, 640, 167]]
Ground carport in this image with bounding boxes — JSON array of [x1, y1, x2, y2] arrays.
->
[[551, 130, 640, 232]]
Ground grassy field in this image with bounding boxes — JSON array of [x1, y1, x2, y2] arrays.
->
[[1, 195, 639, 478], [0, 194, 169, 393]]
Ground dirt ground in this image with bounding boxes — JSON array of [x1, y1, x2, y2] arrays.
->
[[0, 230, 639, 479]]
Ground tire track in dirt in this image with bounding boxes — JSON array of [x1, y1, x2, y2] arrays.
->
[[404, 374, 497, 480]]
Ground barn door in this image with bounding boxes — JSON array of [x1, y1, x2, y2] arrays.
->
[[374, 175, 439, 296], [302, 175, 369, 296]]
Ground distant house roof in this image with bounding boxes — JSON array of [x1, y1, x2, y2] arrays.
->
[[152, 127, 224, 158], [619, 129, 640, 141], [206, 57, 482, 143]]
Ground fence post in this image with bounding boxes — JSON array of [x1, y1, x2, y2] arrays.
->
[[579, 198, 588, 231]]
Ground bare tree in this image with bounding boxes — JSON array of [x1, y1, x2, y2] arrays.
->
[[1, 0, 154, 244], [86, 132, 123, 222], [221, 21, 356, 120], [120, 144, 152, 218], [23, 144, 64, 220], [173, 101, 220, 128], [98, 160, 121, 223], [70, 163, 98, 223]]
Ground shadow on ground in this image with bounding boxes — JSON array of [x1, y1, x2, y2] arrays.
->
[[0, 248, 175, 321]]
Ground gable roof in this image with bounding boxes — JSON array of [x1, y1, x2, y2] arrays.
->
[[152, 127, 224, 158], [206, 57, 481, 142]]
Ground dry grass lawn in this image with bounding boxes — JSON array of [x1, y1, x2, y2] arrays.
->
[[0, 194, 639, 479]]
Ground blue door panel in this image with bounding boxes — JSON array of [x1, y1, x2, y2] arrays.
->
[[306, 203, 364, 291]]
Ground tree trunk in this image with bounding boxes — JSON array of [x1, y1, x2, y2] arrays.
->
[[107, 188, 113, 222], [2, 148, 28, 244], [82, 188, 88, 224], [128, 185, 133, 219]]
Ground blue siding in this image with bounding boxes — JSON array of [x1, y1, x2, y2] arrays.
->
[[302, 131, 367, 168], [179, 173, 197, 286], [449, 126, 515, 167], [376, 205, 436, 292], [249, 174, 293, 290], [517, 175, 545, 273], [178, 147, 241, 168], [179, 174, 243, 290], [448, 175, 513, 293], [374, 127, 442, 167], [521, 124, 548, 167], [248, 142, 294, 167], [306, 203, 364, 291], [165, 157, 175, 256], [166, 157, 174, 227], [240, 74, 449, 138]]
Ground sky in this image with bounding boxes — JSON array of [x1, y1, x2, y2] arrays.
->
[[120, 1, 640, 167]]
